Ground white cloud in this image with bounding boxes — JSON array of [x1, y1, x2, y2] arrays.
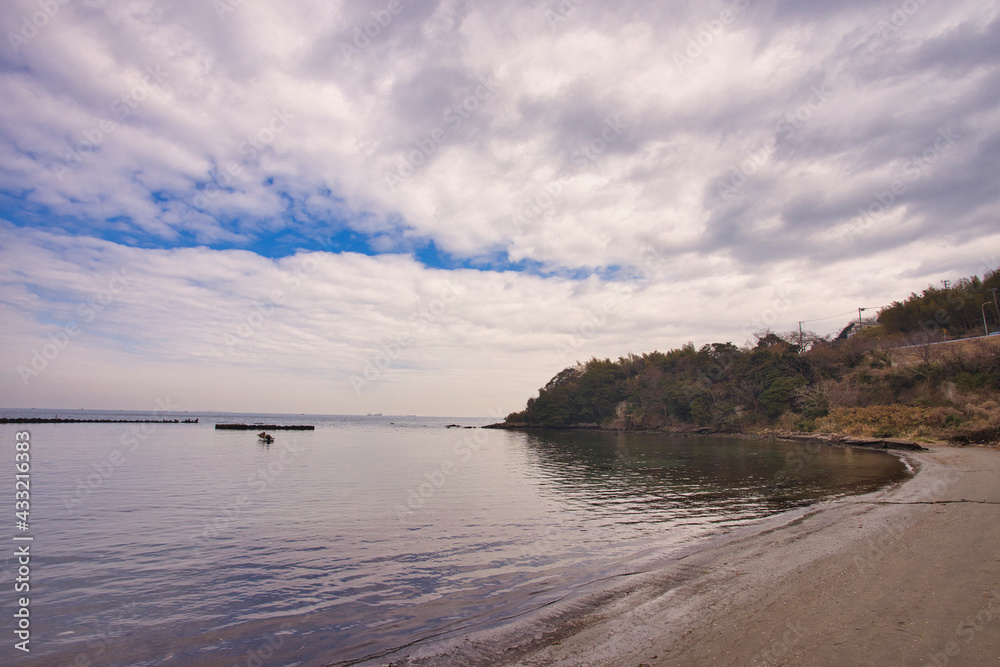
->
[[1, 0, 997, 268], [2, 1, 1000, 412], [2, 225, 999, 414]]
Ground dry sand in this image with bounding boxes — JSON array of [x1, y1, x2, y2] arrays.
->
[[488, 444, 1000, 667]]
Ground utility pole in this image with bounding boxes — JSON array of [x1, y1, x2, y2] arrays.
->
[[983, 302, 991, 336], [798, 321, 804, 350], [856, 306, 879, 335], [991, 288, 999, 317]]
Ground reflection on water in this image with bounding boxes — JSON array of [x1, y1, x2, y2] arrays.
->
[[522, 430, 904, 514], [1, 413, 908, 666]]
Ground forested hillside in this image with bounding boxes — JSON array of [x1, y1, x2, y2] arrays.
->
[[878, 269, 999, 338], [503, 265, 1000, 443]]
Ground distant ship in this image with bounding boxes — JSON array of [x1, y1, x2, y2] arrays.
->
[[367, 412, 382, 417]]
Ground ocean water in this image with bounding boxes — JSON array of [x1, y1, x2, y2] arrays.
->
[[0, 410, 909, 666]]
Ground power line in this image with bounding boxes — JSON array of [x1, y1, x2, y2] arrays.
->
[[799, 310, 858, 324]]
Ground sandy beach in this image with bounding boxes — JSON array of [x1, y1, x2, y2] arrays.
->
[[387, 443, 1000, 667], [492, 443, 1000, 667]]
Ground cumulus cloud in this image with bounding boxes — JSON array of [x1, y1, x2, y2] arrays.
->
[[1, 0, 997, 267], [2, 224, 999, 414], [2, 0, 999, 412]]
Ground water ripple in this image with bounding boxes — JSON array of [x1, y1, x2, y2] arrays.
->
[[2, 415, 908, 666]]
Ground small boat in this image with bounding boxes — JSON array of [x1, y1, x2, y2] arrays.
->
[[257, 431, 274, 444]]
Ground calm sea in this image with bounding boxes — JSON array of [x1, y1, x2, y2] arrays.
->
[[0, 410, 909, 666]]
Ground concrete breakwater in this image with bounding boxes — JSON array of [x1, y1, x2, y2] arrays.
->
[[215, 423, 315, 430], [0, 417, 198, 424]]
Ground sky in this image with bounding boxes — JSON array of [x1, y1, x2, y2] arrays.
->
[[1, 0, 999, 417]]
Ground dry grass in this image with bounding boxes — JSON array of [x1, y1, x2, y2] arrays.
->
[[814, 406, 937, 438], [890, 334, 1000, 367], [806, 398, 1000, 443]]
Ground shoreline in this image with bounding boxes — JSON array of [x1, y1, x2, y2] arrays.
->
[[512, 442, 1000, 666], [376, 441, 1000, 666], [488, 422, 932, 451]]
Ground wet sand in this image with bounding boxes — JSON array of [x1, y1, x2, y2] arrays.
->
[[494, 443, 1000, 667]]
